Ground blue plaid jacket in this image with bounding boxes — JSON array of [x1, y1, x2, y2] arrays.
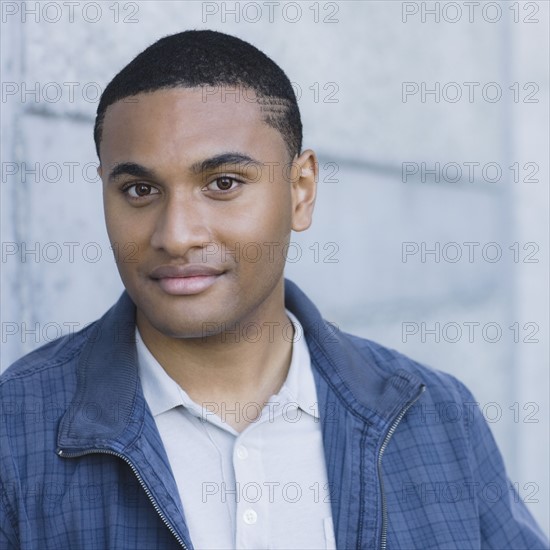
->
[[1, 280, 548, 549]]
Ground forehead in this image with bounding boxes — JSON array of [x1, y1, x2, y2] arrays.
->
[[99, 87, 287, 167]]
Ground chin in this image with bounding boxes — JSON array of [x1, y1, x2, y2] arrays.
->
[[138, 296, 234, 338], [152, 310, 240, 339], [153, 322, 213, 340]]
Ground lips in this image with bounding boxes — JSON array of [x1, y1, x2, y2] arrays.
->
[[150, 264, 224, 279], [149, 264, 225, 295]]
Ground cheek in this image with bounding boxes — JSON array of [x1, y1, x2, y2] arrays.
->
[[103, 191, 122, 235], [104, 193, 146, 238], [103, 203, 151, 271], [217, 182, 291, 231], [262, 187, 293, 239], [105, 211, 131, 245], [225, 207, 291, 254], [227, 198, 292, 269], [245, 183, 292, 231]]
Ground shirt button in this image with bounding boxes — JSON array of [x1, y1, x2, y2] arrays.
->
[[243, 509, 257, 524], [236, 445, 248, 459]]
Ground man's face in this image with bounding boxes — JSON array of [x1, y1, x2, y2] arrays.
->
[[99, 87, 315, 338]]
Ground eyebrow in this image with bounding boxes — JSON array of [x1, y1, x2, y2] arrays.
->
[[108, 162, 157, 183], [107, 153, 263, 183], [189, 152, 263, 174]]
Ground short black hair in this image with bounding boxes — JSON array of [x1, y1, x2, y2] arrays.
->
[[94, 30, 302, 160]]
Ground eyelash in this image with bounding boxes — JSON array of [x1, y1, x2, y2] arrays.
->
[[121, 182, 159, 200], [205, 176, 244, 193], [120, 177, 244, 201]]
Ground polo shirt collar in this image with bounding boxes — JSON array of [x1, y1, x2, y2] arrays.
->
[[281, 309, 320, 419], [136, 309, 320, 420], [135, 328, 182, 417]]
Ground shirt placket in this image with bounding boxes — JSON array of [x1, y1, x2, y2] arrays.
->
[[232, 393, 291, 549]]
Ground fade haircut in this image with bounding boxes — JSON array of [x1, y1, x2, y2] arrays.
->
[[93, 30, 302, 160]]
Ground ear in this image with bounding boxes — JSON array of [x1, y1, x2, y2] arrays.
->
[[290, 149, 318, 232], [97, 164, 103, 180]]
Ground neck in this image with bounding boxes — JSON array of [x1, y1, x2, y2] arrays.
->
[[136, 291, 294, 431]]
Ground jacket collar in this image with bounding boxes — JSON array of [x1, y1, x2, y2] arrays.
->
[[58, 279, 424, 450], [58, 289, 142, 451], [285, 279, 424, 428]]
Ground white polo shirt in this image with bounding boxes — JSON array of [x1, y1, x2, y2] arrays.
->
[[136, 310, 336, 550]]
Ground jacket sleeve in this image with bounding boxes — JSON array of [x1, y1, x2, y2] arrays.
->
[[1, 385, 21, 550], [1, 476, 19, 549], [456, 381, 549, 549]]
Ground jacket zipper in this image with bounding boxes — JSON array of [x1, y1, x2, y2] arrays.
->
[[378, 384, 426, 550], [57, 448, 189, 549]]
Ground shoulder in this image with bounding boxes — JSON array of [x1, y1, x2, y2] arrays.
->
[[340, 330, 476, 403], [0, 321, 98, 391]]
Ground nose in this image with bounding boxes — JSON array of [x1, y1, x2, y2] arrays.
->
[[150, 191, 212, 258]]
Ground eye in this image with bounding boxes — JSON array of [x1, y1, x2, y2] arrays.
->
[[205, 176, 242, 193], [123, 183, 159, 199]]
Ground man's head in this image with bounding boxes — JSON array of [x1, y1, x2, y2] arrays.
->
[[97, 30, 317, 340], [94, 29, 302, 161]]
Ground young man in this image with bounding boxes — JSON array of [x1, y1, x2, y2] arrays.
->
[[0, 30, 547, 550]]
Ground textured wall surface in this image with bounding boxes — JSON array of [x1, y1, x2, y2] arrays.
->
[[1, 0, 548, 534]]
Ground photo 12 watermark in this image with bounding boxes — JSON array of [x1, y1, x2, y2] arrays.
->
[[201, 1, 340, 24], [401, 321, 540, 344], [401, 2, 540, 24], [405, 400, 541, 425], [402, 82, 539, 103], [401, 162, 540, 184], [201, 480, 335, 504], [1, 1, 140, 24], [401, 481, 540, 505], [401, 242, 540, 263]]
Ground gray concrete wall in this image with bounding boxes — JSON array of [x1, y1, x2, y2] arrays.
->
[[1, 0, 548, 534]]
